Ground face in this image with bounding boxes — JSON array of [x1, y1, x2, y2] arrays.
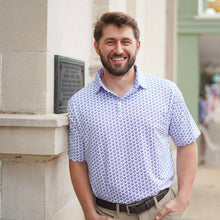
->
[[94, 24, 140, 76]]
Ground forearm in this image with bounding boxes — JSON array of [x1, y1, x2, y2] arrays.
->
[[155, 141, 198, 219], [176, 141, 198, 204], [69, 160, 97, 219]]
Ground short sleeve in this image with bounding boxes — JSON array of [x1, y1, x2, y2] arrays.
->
[[67, 101, 86, 161], [169, 85, 201, 146]]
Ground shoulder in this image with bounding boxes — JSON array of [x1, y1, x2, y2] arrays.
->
[[143, 73, 177, 94], [137, 71, 184, 107]]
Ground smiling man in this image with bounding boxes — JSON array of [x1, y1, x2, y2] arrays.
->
[[93, 22, 140, 98], [95, 24, 139, 77], [68, 12, 200, 220]]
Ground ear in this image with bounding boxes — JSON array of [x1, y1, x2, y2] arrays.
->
[[94, 41, 100, 55], [136, 41, 141, 53]]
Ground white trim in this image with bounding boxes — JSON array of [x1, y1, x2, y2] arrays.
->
[[198, 0, 204, 15], [194, 13, 220, 20]]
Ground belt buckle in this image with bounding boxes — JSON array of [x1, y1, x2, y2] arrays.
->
[[126, 202, 139, 215], [144, 197, 152, 210]]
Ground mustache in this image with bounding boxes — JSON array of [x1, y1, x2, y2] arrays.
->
[[108, 53, 128, 58]]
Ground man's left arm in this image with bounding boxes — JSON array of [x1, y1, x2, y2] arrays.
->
[[156, 141, 198, 220]]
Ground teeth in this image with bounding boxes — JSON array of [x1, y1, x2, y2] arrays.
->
[[112, 57, 124, 61]]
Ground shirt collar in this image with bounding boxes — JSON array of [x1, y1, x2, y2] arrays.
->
[[134, 65, 148, 89], [94, 65, 148, 94]]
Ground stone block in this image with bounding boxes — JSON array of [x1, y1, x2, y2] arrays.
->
[[2, 51, 48, 114], [47, 0, 93, 60], [0, 114, 68, 155], [51, 199, 84, 220], [0, 0, 47, 51], [1, 153, 77, 220], [0, 219, 15, 220], [2, 160, 46, 220], [93, 0, 109, 6], [46, 154, 83, 219]]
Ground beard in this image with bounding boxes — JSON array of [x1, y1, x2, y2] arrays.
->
[[99, 50, 136, 76]]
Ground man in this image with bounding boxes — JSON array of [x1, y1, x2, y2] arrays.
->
[[68, 12, 200, 220]]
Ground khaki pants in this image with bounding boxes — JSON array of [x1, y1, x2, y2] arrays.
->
[[95, 188, 183, 220]]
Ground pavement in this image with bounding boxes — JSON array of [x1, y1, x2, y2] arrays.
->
[[184, 98, 220, 220], [184, 166, 220, 220]]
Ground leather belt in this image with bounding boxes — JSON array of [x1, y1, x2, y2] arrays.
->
[[95, 188, 169, 215]]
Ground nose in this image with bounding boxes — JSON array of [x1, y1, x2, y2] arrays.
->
[[114, 42, 123, 55]]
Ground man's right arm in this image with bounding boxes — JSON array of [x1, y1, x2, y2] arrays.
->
[[69, 160, 112, 220]]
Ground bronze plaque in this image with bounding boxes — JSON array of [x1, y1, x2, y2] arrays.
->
[[54, 55, 85, 113]]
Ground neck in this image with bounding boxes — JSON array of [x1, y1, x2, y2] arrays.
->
[[102, 66, 136, 98]]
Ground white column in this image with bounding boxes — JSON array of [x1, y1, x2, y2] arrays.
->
[[89, 0, 109, 79], [135, 0, 167, 78], [165, 0, 177, 82]]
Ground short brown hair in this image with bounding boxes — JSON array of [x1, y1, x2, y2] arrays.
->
[[93, 12, 140, 43]]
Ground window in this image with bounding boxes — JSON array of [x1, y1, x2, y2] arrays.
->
[[207, 0, 220, 14], [197, 0, 220, 19]]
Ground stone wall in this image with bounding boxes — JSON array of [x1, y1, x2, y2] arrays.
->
[[0, 0, 93, 219]]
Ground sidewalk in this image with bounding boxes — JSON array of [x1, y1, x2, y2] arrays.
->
[[184, 166, 220, 220]]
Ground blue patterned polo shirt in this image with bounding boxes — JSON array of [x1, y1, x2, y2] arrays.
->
[[68, 65, 200, 204]]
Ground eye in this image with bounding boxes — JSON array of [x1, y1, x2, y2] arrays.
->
[[105, 40, 115, 45], [122, 40, 132, 45]]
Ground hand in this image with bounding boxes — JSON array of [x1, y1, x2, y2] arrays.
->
[[155, 196, 189, 220]]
